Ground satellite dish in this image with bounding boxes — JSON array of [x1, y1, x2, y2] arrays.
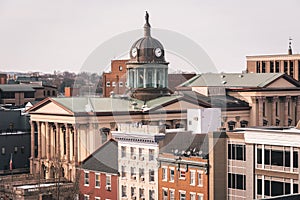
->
[[174, 149, 179, 155], [186, 151, 191, 156], [199, 150, 203, 155]]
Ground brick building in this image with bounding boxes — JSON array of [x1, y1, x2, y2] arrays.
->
[[102, 59, 128, 97], [158, 131, 208, 200], [246, 42, 300, 81], [79, 139, 118, 200], [0, 73, 7, 84]]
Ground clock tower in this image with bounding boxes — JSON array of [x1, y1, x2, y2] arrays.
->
[[126, 12, 170, 101]]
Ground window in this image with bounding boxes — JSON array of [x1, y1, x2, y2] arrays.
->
[[122, 185, 127, 197], [121, 146, 126, 158], [228, 173, 246, 190], [112, 82, 116, 87], [179, 169, 186, 179], [240, 120, 248, 128], [197, 171, 203, 186], [131, 147, 136, 159], [170, 189, 175, 200], [131, 187, 136, 199], [95, 173, 100, 188], [14, 146, 18, 154], [257, 148, 262, 164], [262, 61, 266, 73], [275, 61, 280, 72], [190, 170, 195, 185], [284, 61, 288, 74], [149, 149, 154, 161], [84, 171, 89, 186], [290, 61, 294, 77], [1, 147, 5, 155], [170, 168, 175, 182], [180, 191, 186, 200], [228, 144, 246, 161], [106, 81, 110, 87], [227, 121, 236, 131], [263, 148, 294, 167], [149, 190, 155, 200], [190, 193, 196, 200], [95, 197, 100, 200], [121, 166, 126, 178], [84, 195, 89, 200], [258, 178, 296, 197], [149, 169, 155, 182], [139, 188, 145, 199], [162, 188, 168, 200], [139, 168, 145, 181], [197, 194, 204, 200], [270, 61, 274, 72], [119, 66, 123, 71], [119, 82, 123, 87], [256, 61, 261, 73], [162, 167, 167, 181], [139, 148, 144, 160], [105, 175, 111, 189], [131, 167, 136, 180], [293, 151, 298, 168]]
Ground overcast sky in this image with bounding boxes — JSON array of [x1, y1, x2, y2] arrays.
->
[[0, 0, 300, 74]]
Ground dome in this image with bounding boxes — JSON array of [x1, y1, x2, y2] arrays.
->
[[128, 12, 168, 64]]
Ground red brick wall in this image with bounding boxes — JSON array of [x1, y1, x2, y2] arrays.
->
[[102, 59, 128, 97], [158, 156, 208, 200], [79, 169, 118, 200]]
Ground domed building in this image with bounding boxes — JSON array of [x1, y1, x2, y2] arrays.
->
[[127, 12, 170, 101]]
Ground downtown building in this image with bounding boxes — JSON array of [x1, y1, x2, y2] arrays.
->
[[209, 126, 300, 199]]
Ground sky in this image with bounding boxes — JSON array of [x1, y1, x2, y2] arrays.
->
[[0, 0, 300, 74]]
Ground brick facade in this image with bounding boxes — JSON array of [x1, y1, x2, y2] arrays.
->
[[79, 169, 118, 200], [158, 153, 208, 200], [102, 59, 128, 97]]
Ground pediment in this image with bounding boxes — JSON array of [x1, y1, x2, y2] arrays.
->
[[29, 101, 73, 115], [266, 77, 298, 88]]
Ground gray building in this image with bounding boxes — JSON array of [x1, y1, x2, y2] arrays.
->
[[0, 110, 31, 175]]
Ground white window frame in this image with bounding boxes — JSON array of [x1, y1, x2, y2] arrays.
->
[[149, 149, 154, 161], [119, 82, 123, 87], [95, 173, 100, 188], [95, 197, 100, 200], [197, 193, 204, 200], [190, 192, 196, 200], [190, 170, 196, 185], [106, 174, 111, 187], [84, 171, 89, 186], [162, 187, 168, 200], [169, 189, 175, 200], [169, 167, 175, 182], [197, 170, 203, 187], [112, 81, 116, 87], [106, 81, 110, 87], [179, 190, 186, 200], [84, 194, 89, 200], [162, 166, 168, 181]]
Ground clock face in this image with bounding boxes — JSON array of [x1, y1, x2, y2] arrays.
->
[[131, 48, 138, 57], [155, 48, 162, 57]]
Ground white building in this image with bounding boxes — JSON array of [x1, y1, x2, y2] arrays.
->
[[210, 126, 300, 199], [112, 123, 165, 200]]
